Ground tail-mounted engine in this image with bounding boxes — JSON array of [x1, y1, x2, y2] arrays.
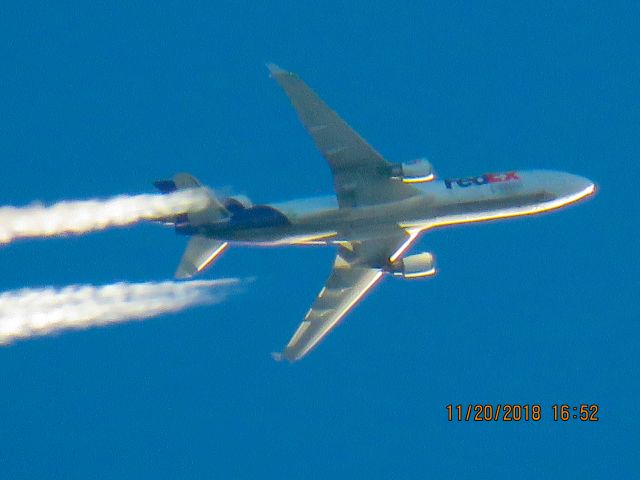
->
[[223, 194, 253, 213], [389, 252, 436, 279], [389, 158, 434, 183]]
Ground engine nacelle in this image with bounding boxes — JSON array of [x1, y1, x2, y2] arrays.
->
[[390, 252, 436, 279], [389, 158, 434, 183], [223, 194, 253, 212]]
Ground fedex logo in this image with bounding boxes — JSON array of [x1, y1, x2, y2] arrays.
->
[[444, 172, 520, 189]]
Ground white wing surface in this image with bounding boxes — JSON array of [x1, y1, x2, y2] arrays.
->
[[274, 231, 420, 361], [268, 64, 419, 208]]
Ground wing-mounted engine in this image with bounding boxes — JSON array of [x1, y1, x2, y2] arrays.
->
[[389, 158, 434, 183], [389, 252, 436, 278]]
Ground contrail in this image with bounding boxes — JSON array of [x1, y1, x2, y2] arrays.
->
[[0, 278, 239, 345], [0, 189, 210, 244]]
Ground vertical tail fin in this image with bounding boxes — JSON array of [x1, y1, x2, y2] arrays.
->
[[153, 173, 229, 226]]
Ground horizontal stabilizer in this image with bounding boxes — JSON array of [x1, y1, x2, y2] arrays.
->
[[176, 235, 228, 279]]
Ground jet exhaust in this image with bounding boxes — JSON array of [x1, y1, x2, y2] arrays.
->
[[0, 278, 239, 345], [0, 189, 210, 245]]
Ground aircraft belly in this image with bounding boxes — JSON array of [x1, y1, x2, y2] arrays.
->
[[409, 191, 554, 229], [194, 187, 554, 245], [201, 204, 409, 245]]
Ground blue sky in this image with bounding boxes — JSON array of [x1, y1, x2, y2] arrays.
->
[[0, 1, 638, 478]]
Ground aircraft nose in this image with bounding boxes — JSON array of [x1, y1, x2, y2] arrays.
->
[[553, 172, 596, 203], [570, 173, 596, 197]]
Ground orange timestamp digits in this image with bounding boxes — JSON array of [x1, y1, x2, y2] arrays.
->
[[446, 404, 600, 422], [446, 404, 542, 422], [551, 404, 599, 421]]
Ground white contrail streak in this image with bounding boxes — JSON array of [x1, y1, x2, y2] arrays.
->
[[0, 189, 210, 244], [0, 278, 239, 345]]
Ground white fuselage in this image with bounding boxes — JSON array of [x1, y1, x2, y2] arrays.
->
[[195, 170, 595, 246]]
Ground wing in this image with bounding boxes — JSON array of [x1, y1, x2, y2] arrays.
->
[[268, 64, 419, 208], [274, 230, 420, 362]]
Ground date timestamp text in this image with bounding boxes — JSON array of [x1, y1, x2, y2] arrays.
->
[[446, 404, 599, 422]]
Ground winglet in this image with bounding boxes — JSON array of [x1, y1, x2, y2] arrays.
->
[[271, 351, 284, 362], [266, 63, 288, 77]]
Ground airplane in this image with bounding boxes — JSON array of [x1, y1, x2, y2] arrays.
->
[[154, 64, 596, 362]]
